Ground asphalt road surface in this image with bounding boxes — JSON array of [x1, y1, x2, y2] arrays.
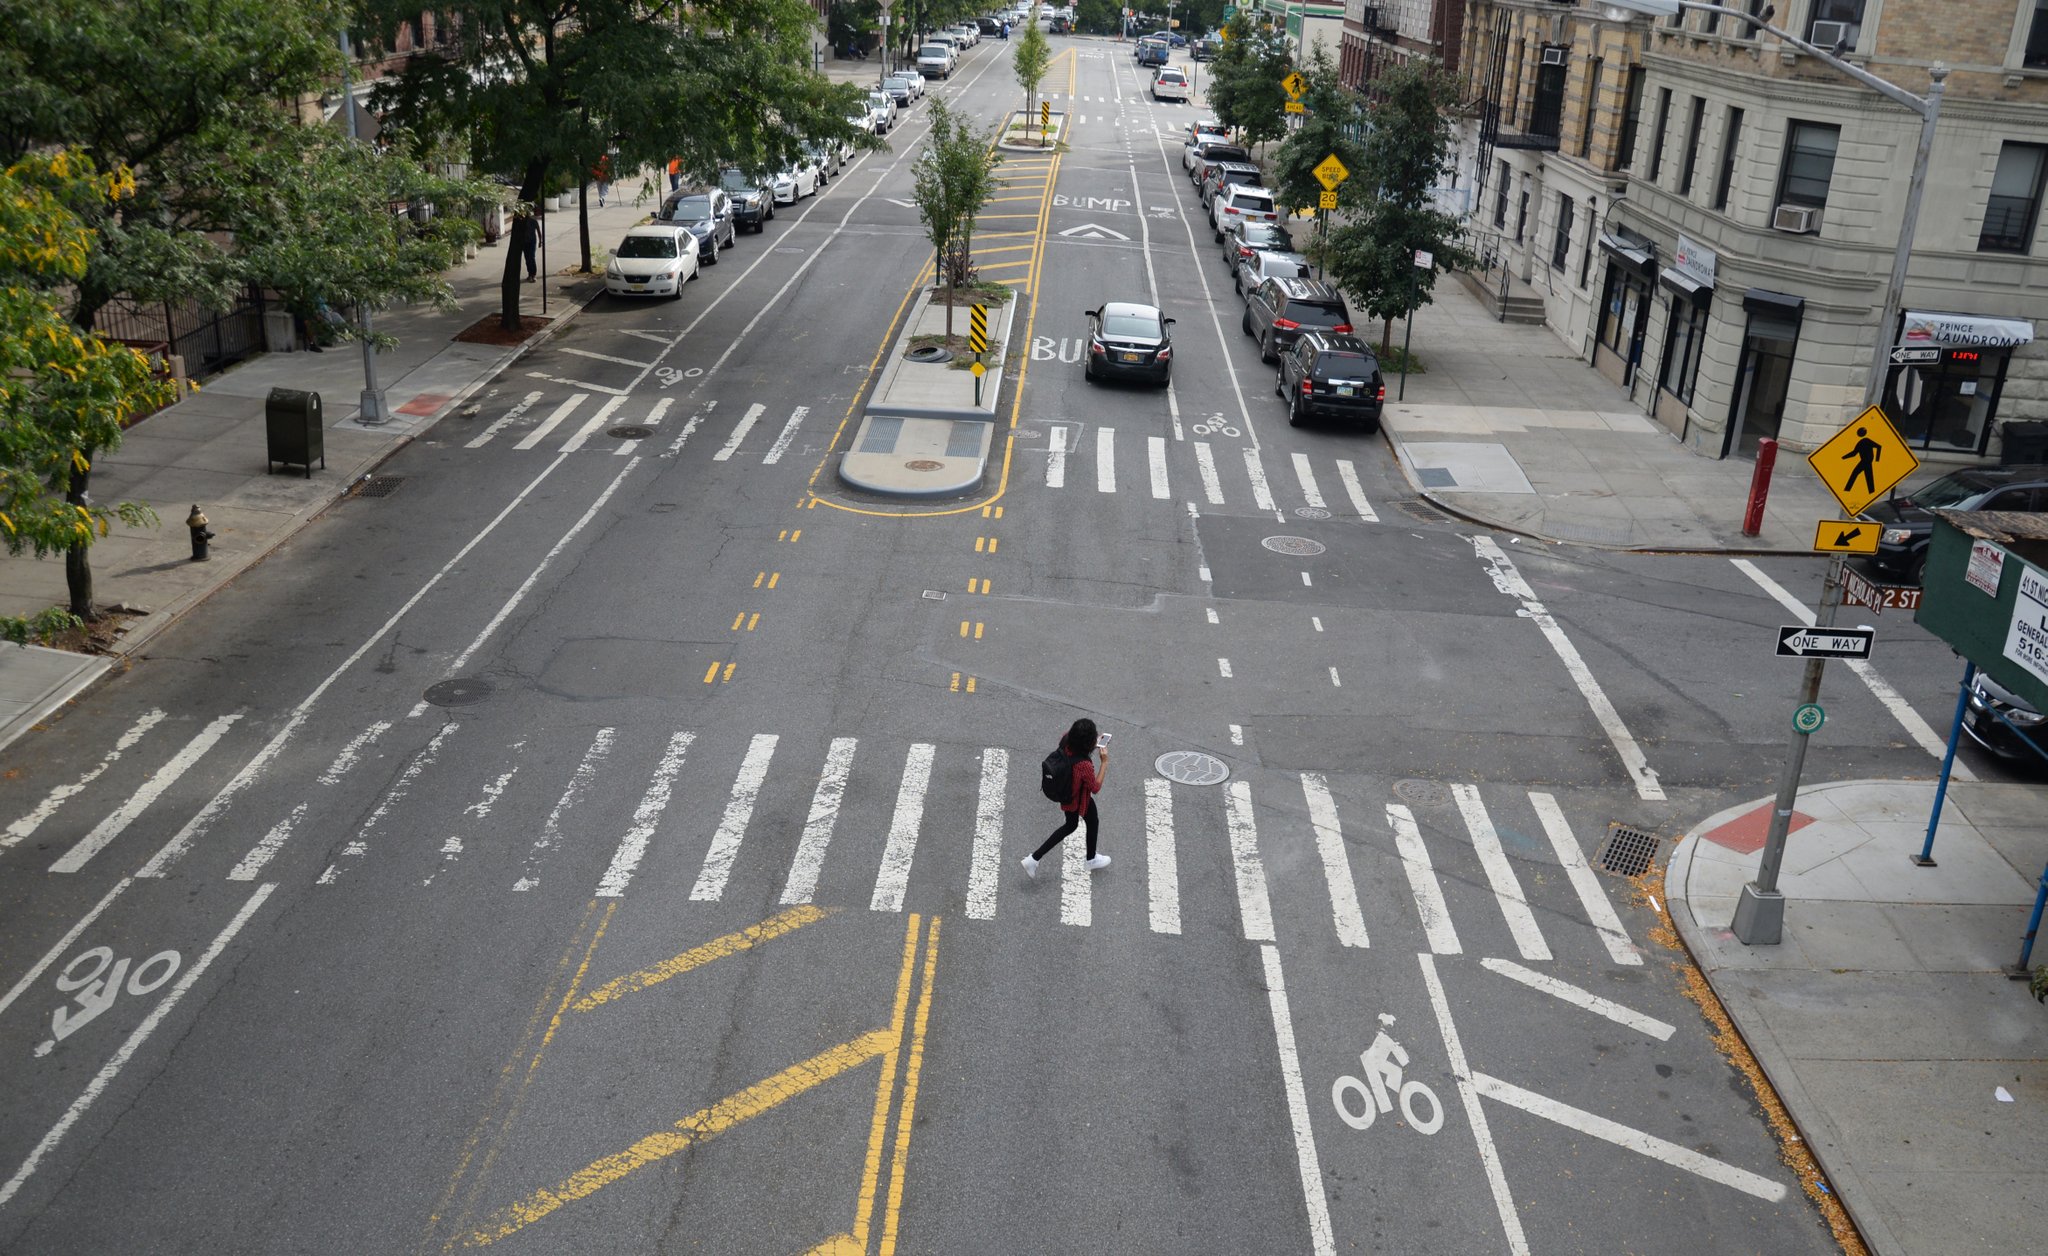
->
[[0, 31, 2018, 1256]]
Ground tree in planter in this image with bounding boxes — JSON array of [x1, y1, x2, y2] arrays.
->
[[1320, 58, 1474, 357], [911, 101, 1001, 338], [1014, 20, 1052, 128], [1270, 43, 1363, 220], [0, 153, 179, 640]]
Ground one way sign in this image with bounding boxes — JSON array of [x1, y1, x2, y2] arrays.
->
[[1776, 625, 1876, 659]]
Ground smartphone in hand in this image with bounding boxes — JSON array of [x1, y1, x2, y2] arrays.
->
[[1094, 733, 1112, 751]]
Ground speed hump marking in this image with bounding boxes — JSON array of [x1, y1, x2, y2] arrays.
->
[[1313, 154, 1350, 191], [1807, 403, 1920, 517], [1812, 519, 1880, 554]]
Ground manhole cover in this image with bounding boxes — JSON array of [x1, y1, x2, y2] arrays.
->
[[648, 502, 678, 514], [904, 459, 944, 471], [904, 345, 953, 364], [423, 677, 493, 707], [349, 476, 405, 499], [607, 425, 653, 440], [1261, 535, 1327, 557], [1155, 750, 1230, 786], [1598, 824, 1661, 878], [1294, 506, 1332, 520], [1393, 498, 1451, 524], [1392, 779, 1451, 807]]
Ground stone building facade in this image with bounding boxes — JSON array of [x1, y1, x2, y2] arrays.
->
[[1450, 0, 2048, 461]]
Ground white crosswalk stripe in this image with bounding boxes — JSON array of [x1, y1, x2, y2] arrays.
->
[[1033, 429, 1390, 522], [558, 395, 625, 453], [1096, 426, 1116, 493], [21, 717, 1648, 962], [712, 402, 767, 462], [512, 394, 586, 450]]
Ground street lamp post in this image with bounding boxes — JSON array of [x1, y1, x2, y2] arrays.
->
[[1608, 1, 1947, 944], [335, 31, 388, 426]]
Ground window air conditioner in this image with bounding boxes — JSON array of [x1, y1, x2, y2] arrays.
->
[[1808, 20, 1851, 50], [1541, 46, 1568, 66], [1772, 203, 1820, 234]]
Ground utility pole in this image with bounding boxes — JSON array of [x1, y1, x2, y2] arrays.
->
[[1633, 2, 1948, 945]]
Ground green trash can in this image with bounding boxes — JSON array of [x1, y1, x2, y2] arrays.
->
[[266, 388, 325, 478]]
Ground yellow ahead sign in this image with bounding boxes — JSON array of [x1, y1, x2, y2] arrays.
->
[[1282, 71, 1307, 100], [1284, 101, 1305, 114], [1812, 519, 1881, 555], [1807, 403, 1920, 516], [1313, 154, 1350, 191]]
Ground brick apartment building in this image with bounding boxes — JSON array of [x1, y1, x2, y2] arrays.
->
[[1441, 0, 2048, 461]]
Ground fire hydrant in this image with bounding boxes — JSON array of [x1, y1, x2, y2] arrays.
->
[[186, 505, 215, 562]]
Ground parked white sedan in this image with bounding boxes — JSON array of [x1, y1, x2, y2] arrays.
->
[[772, 160, 820, 204], [604, 225, 698, 299]]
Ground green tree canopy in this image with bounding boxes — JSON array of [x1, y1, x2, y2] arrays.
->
[[1270, 42, 1364, 218], [1204, 13, 1291, 149], [0, 152, 178, 639], [1014, 20, 1052, 117], [1321, 59, 1475, 354], [911, 101, 1001, 337]]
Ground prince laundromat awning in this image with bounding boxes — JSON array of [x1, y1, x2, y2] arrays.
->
[[1901, 311, 2036, 350]]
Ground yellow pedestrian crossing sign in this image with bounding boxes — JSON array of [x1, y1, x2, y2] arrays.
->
[[1807, 403, 1919, 517], [1282, 71, 1307, 100], [1313, 154, 1349, 191], [1812, 520, 1881, 555]]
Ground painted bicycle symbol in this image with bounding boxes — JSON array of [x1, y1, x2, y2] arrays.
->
[[33, 946, 181, 1057], [654, 367, 687, 388], [1331, 1017, 1444, 1135], [1188, 417, 1240, 438]]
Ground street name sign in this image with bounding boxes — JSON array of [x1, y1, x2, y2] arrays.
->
[[1776, 626, 1876, 660], [1312, 154, 1350, 191], [1840, 564, 1922, 614], [1807, 403, 1919, 516], [1811, 520, 1880, 555], [1890, 346, 1941, 365]]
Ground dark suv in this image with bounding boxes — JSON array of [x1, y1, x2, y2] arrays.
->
[[1857, 463, 2048, 581], [1243, 276, 1353, 363], [1200, 161, 1263, 210], [718, 168, 774, 233], [1276, 333, 1384, 430]]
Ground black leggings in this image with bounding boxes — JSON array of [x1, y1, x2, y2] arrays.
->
[[1035, 799, 1098, 860]]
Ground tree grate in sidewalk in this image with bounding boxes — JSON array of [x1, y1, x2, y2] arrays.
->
[[1597, 824, 1661, 878], [348, 476, 406, 499]]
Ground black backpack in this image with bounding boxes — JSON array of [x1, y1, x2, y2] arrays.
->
[[1040, 747, 1080, 804]]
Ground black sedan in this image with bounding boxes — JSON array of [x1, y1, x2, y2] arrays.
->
[[1275, 332, 1384, 430], [1857, 463, 2048, 581], [656, 189, 736, 262], [1962, 669, 2046, 764], [1082, 302, 1174, 386]]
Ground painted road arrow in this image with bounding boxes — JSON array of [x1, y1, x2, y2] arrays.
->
[[1057, 223, 1130, 241], [1775, 625, 1876, 659]]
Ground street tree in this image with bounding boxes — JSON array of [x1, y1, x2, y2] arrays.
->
[[1320, 58, 1475, 356], [366, 0, 875, 331], [1014, 20, 1052, 123], [910, 101, 1002, 338], [1204, 13, 1291, 150], [1270, 42, 1363, 218], [0, 152, 178, 638]]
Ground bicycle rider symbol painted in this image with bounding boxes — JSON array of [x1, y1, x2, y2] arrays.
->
[[33, 945, 181, 1057], [1188, 413, 1240, 438], [1331, 1014, 1445, 1135]]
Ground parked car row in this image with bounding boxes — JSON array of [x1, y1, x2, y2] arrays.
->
[[605, 139, 855, 299]]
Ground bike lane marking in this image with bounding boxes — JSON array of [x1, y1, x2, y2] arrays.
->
[[1478, 958, 1676, 1041], [1259, 945, 1336, 1256], [1417, 953, 1532, 1256]]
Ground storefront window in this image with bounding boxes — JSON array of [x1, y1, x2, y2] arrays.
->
[[1598, 264, 1652, 359], [1885, 349, 2009, 453], [1660, 295, 1710, 404]]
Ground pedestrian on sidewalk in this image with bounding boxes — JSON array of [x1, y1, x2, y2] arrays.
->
[[1025, 719, 1110, 877], [592, 154, 613, 208], [514, 208, 539, 282], [667, 157, 682, 192]]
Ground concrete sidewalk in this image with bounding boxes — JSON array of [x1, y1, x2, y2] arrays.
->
[[0, 174, 665, 750], [1668, 779, 2048, 1254], [1381, 280, 1863, 552]]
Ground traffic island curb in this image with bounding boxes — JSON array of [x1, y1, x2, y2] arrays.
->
[[839, 286, 1016, 498]]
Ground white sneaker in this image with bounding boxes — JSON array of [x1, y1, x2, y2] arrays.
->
[[1086, 854, 1111, 871], [1021, 854, 1039, 878]]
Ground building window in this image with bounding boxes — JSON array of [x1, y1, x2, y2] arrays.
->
[[1678, 96, 1706, 196], [2030, 0, 2048, 68], [1494, 159, 1511, 229], [1515, 189, 1529, 242], [1981, 143, 2048, 252], [1807, 0, 1864, 50], [1530, 56, 1567, 141], [1580, 209, 1596, 288], [1553, 195, 1575, 270], [1615, 66, 1646, 170], [1776, 120, 1841, 209], [1660, 296, 1709, 404], [1648, 88, 1673, 182], [1713, 106, 1744, 211], [1580, 59, 1603, 158]]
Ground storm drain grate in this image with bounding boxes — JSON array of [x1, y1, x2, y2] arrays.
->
[[904, 459, 944, 472], [607, 425, 654, 441], [349, 476, 406, 499], [1155, 751, 1230, 786], [1261, 535, 1327, 557], [1392, 497, 1451, 524], [1597, 824, 1661, 878]]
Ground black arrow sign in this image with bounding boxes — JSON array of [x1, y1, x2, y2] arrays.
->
[[1776, 625, 1876, 659], [1833, 526, 1864, 547]]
